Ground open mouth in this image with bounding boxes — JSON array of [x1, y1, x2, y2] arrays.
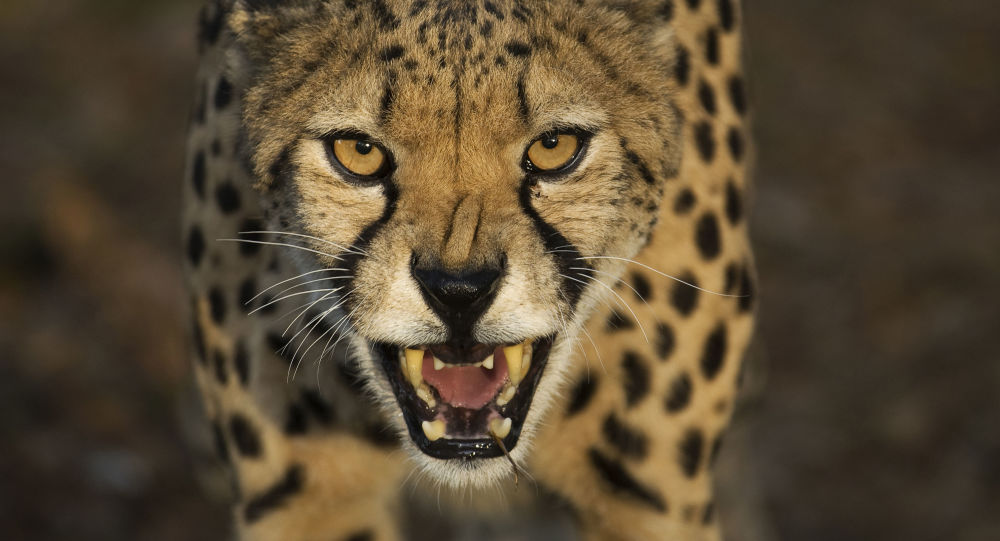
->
[[372, 335, 554, 459]]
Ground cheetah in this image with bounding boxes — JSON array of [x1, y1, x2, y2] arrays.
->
[[184, 0, 755, 539]]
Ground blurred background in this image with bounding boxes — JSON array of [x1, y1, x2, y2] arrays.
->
[[1, 1, 998, 539]]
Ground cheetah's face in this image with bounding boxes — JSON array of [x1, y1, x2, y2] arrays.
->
[[233, 0, 679, 486]]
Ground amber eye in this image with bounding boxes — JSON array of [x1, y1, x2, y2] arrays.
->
[[524, 133, 582, 173], [328, 138, 389, 178]]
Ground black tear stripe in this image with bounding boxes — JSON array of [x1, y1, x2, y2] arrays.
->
[[588, 448, 667, 513], [518, 179, 593, 311], [244, 464, 305, 523], [339, 181, 400, 314]]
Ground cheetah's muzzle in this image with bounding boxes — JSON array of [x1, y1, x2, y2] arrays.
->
[[373, 336, 554, 460]]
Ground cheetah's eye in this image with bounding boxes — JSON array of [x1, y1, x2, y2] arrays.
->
[[325, 137, 392, 180], [523, 132, 583, 174]]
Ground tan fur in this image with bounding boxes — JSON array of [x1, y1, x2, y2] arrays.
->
[[184, 0, 754, 539]]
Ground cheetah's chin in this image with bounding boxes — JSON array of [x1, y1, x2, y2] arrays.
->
[[371, 335, 554, 460]]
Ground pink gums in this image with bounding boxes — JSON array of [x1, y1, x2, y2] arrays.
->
[[421, 348, 509, 409]]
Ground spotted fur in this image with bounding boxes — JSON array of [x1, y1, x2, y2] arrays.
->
[[185, 0, 754, 539]]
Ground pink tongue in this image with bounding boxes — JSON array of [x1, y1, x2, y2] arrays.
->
[[421, 349, 509, 409]]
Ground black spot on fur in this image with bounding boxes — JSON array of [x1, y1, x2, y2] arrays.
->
[[337, 361, 368, 394], [738, 265, 755, 312], [244, 464, 304, 522], [709, 435, 724, 466], [705, 27, 720, 65], [192, 319, 207, 365], [238, 277, 255, 310], [229, 414, 262, 457], [621, 351, 650, 407], [213, 349, 228, 384], [655, 321, 675, 360], [187, 225, 205, 266], [191, 151, 206, 198], [724, 262, 739, 293], [363, 421, 398, 447], [214, 76, 233, 110], [566, 375, 598, 416], [703, 501, 716, 524], [379, 72, 395, 125], [659, 0, 674, 21], [237, 219, 263, 256], [484, 0, 504, 19], [727, 126, 744, 162], [197, 3, 225, 47], [665, 372, 693, 413], [729, 75, 747, 115], [208, 286, 226, 324], [695, 212, 721, 260], [285, 403, 308, 435], [409, 0, 427, 16], [694, 121, 715, 162], [725, 180, 743, 224], [602, 414, 649, 459], [717, 0, 735, 31], [674, 188, 696, 215], [302, 390, 334, 425], [516, 74, 529, 120], [678, 429, 704, 477], [379, 44, 405, 62], [211, 421, 228, 461], [674, 45, 690, 86], [215, 182, 240, 214], [588, 448, 667, 512], [606, 310, 634, 332], [700, 323, 728, 380], [622, 141, 657, 185], [698, 79, 716, 115], [234, 339, 250, 386], [505, 41, 532, 58], [267, 333, 293, 364], [345, 531, 375, 541], [630, 272, 652, 301], [685, 0, 701, 9], [371, 0, 400, 31], [670, 272, 700, 316]]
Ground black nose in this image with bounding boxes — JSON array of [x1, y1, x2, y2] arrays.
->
[[412, 260, 504, 337]]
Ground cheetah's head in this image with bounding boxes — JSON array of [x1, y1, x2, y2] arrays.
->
[[230, 0, 680, 486]]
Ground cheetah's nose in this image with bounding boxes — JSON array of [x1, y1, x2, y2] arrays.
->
[[411, 258, 504, 338]]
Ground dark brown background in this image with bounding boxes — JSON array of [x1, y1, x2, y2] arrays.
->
[[2, 1, 998, 539]]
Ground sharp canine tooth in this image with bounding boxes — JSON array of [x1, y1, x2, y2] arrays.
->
[[520, 344, 531, 380], [422, 420, 446, 441], [489, 417, 512, 439], [504, 343, 524, 384], [433, 357, 445, 371], [404, 348, 424, 386], [482, 354, 494, 370]]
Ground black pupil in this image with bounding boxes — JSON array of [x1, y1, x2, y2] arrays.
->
[[355, 140, 373, 155], [541, 134, 560, 149]]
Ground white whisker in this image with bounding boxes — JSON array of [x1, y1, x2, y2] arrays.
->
[[577, 255, 743, 298], [240, 230, 369, 257]]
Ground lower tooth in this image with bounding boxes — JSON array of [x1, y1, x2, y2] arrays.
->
[[489, 417, 512, 439], [416, 385, 436, 407], [482, 354, 494, 370], [422, 420, 446, 441], [433, 357, 445, 371], [496, 385, 516, 406]]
